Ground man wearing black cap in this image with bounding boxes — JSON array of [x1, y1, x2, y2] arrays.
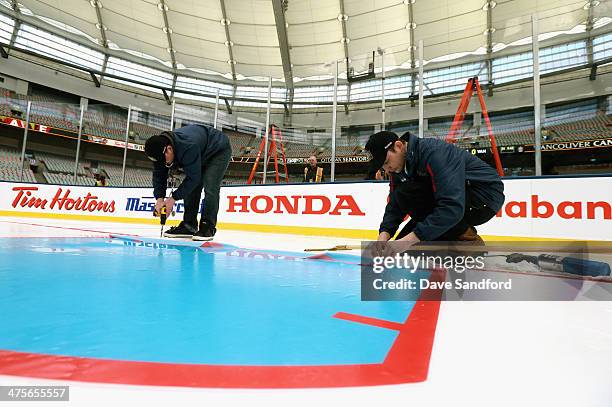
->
[[365, 131, 504, 248], [144, 124, 232, 240]]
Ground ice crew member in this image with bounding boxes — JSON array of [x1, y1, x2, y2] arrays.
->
[[365, 131, 505, 246], [145, 124, 232, 241], [304, 155, 324, 182]]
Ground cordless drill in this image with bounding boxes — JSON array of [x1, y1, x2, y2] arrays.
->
[[154, 206, 172, 238], [506, 253, 611, 278], [159, 207, 167, 238]]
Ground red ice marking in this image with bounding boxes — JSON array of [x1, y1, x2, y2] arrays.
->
[[200, 241, 224, 248], [0, 220, 133, 237], [0, 268, 445, 388], [305, 253, 334, 261], [333, 312, 404, 331], [0, 236, 104, 239], [304, 253, 361, 266]]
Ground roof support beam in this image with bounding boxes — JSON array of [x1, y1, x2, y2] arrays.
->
[[91, 0, 110, 85], [484, 1, 494, 96], [338, 0, 350, 69], [100, 54, 109, 84], [585, 1, 595, 67], [271, 0, 294, 100], [8, 0, 22, 57], [406, 0, 417, 100], [89, 71, 101, 87], [158, 0, 177, 103], [162, 88, 171, 104], [219, 0, 237, 84]]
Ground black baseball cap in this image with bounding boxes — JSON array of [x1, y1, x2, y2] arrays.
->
[[365, 131, 400, 174], [144, 132, 173, 163]]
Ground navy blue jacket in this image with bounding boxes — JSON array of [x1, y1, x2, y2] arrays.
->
[[379, 135, 505, 241], [152, 124, 231, 201]]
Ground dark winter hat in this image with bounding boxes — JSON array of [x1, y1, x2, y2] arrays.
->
[[144, 132, 173, 163], [365, 131, 400, 174]]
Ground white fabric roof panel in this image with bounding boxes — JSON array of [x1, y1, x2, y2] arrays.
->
[[224, 0, 275, 25], [290, 42, 345, 66], [343, 0, 405, 17], [350, 31, 412, 59], [288, 21, 342, 47], [347, 9, 409, 46], [284, 0, 340, 24], [234, 62, 283, 78], [233, 44, 281, 66], [4, 0, 610, 83], [169, 14, 228, 44], [229, 24, 279, 47], [493, 0, 589, 45], [105, 30, 169, 62], [171, 35, 229, 63], [175, 53, 232, 75], [169, 0, 222, 19], [18, 0, 100, 41]]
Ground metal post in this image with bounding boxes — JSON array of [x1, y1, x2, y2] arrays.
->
[[121, 105, 133, 186], [18, 101, 32, 182], [532, 15, 542, 176], [214, 88, 220, 129], [331, 60, 339, 182], [381, 51, 385, 130], [418, 40, 424, 138], [263, 77, 272, 184], [72, 103, 86, 184], [170, 98, 176, 130]]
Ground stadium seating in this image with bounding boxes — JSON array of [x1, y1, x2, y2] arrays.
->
[[36, 152, 89, 175], [0, 167, 36, 183], [42, 172, 95, 186], [1, 85, 610, 185], [97, 162, 152, 187]]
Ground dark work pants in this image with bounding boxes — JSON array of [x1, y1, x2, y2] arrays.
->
[[394, 177, 498, 241], [182, 146, 232, 232]]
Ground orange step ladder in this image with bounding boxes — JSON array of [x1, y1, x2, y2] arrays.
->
[[247, 124, 289, 184], [446, 77, 504, 176]]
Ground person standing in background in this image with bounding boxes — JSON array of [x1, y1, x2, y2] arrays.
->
[[304, 155, 324, 182]]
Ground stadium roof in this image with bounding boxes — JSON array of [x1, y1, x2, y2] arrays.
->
[[4, 0, 612, 84]]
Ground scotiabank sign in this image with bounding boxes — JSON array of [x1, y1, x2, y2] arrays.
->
[[0, 177, 610, 240], [496, 195, 610, 220], [478, 177, 611, 240]]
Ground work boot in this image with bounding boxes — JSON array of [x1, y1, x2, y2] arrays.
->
[[163, 221, 197, 238], [457, 226, 485, 245], [193, 221, 215, 241]]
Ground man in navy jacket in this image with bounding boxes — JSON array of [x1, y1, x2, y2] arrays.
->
[[144, 124, 232, 241], [366, 131, 504, 246]]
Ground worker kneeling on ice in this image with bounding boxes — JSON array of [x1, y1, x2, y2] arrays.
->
[[366, 131, 505, 251]]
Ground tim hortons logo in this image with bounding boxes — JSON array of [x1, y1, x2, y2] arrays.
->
[[11, 186, 116, 213], [497, 194, 611, 220], [226, 194, 366, 216]]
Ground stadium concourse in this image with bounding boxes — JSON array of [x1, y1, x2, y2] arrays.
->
[[0, 216, 611, 407]]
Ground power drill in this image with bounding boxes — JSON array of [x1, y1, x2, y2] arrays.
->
[[505, 253, 611, 278], [154, 206, 173, 238]]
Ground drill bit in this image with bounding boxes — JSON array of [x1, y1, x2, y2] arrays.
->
[[159, 206, 167, 238]]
